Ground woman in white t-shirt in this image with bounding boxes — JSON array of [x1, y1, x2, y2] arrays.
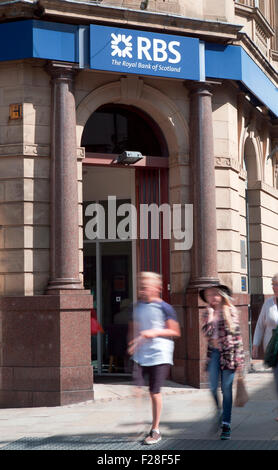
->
[[252, 273, 278, 420]]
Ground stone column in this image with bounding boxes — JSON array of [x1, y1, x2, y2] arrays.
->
[[0, 62, 94, 408], [185, 82, 219, 388], [46, 62, 82, 291], [189, 82, 219, 288]]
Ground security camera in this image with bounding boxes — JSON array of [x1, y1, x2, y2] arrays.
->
[[117, 151, 143, 164]]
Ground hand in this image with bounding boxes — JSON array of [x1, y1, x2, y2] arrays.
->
[[127, 335, 145, 355], [206, 307, 214, 324], [252, 345, 259, 359], [127, 342, 135, 356]]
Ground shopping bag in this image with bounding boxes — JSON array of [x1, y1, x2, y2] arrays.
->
[[234, 375, 249, 407], [91, 309, 104, 335], [264, 326, 278, 368]]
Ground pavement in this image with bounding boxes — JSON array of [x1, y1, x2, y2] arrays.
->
[[1, 363, 278, 452]]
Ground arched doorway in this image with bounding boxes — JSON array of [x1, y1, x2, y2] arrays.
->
[[243, 136, 262, 354], [82, 104, 169, 375]]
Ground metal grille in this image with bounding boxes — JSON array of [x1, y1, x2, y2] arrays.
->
[[2, 436, 278, 450]]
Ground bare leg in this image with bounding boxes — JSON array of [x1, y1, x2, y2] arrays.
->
[[150, 392, 162, 430]]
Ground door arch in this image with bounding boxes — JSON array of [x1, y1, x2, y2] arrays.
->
[[76, 77, 189, 158], [243, 136, 262, 295], [243, 136, 263, 355]]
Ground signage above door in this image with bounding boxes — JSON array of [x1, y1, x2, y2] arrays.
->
[[90, 24, 201, 81]]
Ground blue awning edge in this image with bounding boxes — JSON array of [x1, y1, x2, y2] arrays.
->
[[0, 19, 277, 118], [205, 42, 278, 118]]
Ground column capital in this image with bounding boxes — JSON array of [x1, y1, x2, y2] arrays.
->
[[187, 278, 220, 290], [45, 61, 78, 82], [186, 79, 222, 96]]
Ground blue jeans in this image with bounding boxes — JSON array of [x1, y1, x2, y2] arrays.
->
[[208, 348, 235, 425]]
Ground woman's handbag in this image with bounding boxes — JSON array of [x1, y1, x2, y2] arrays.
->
[[234, 374, 249, 407], [264, 326, 278, 368]]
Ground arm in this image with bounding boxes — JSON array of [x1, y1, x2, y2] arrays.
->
[[252, 303, 267, 357], [201, 307, 214, 337], [232, 310, 245, 370], [127, 318, 142, 356], [140, 318, 181, 339], [139, 301, 181, 339]]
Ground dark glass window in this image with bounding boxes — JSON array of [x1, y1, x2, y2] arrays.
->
[[81, 104, 168, 157]]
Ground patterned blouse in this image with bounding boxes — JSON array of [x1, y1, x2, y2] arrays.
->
[[202, 306, 245, 371]]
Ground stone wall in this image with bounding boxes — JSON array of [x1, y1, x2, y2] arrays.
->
[[101, 0, 235, 22], [248, 183, 278, 293], [0, 61, 50, 296]]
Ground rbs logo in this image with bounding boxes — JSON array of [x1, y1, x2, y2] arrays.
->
[[138, 37, 181, 63], [111, 33, 181, 64]]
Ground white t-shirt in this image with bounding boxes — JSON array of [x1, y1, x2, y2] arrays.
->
[[132, 300, 178, 366], [253, 296, 278, 351]]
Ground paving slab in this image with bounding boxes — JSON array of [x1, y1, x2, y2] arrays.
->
[[0, 370, 277, 451]]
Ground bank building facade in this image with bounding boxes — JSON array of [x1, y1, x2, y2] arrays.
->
[[0, 0, 278, 407]]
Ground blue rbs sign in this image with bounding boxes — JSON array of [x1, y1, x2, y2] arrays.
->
[[90, 25, 200, 80]]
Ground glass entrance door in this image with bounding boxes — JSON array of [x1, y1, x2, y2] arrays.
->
[[84, 240, 133, 375]]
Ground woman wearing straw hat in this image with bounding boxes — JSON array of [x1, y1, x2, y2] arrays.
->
[[200, 284, 245, 440]]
